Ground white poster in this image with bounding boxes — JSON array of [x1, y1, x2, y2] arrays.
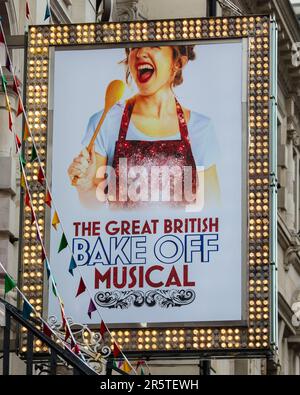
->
[[48, 41, 245, 325]]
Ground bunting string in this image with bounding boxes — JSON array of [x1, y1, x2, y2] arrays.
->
[[0, 21, 139, 375], [0, 63, 89, 366], [0, 260, 97, 373]]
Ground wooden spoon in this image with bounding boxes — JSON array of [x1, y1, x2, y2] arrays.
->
[[72, 80, 126, 186]]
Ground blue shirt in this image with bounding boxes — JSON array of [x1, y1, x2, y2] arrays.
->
[[82, 102, 219, 170]]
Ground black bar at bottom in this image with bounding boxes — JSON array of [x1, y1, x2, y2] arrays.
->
[[3, 308, 11, 375]]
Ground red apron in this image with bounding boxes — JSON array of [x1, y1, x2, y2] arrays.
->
[[111, 98, 197, 207]]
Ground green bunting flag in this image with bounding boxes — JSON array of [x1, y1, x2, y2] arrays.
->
[[30, 145, 38, 162], [52, 280, 57, 297], [22, 299, 33, 319], [1, 74, 7, 91], [5, 274, 16, 294], [58, 233, 68, 253], [141, 367, 145, 375], [19, 153, 26, 167]]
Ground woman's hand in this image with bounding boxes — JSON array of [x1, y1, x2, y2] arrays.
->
[[68, 146, 97, 192]]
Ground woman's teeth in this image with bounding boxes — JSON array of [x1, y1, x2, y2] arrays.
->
[[137, 64, 154, 82]]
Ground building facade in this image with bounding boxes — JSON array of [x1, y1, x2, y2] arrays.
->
[[0, 0, 300, 375]]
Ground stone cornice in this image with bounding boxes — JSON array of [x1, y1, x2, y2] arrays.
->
[[278, 213, 300, 275], [278, 292, 297, 336]]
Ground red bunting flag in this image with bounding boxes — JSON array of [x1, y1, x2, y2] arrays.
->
[[8, 111, 13, 132], [71, 338, 75, 349], [100, 320, 108, 336], [65, 326, 71, 342], [76, 277, 86, 297], [45, 190, 52, 207], [12, 76, 21, 95], [15, 134, 22, 152], [17, 98, 23, 117], [0, 31, 4, 44], [25, 190, 30, 207], [87, 299, 97, 319], [74, 344, 80, 355], [26, 1, 30, 19], [43, 323, 52, 337], [113, 342, 121, 358], [38, 167, 45, 185]]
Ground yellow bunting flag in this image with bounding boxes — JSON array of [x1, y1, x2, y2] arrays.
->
[[122, 361, 132, 373], [51, 211, 60, 230], [20, 173, 26, 189]]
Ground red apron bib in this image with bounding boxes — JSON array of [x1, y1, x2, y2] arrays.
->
[[111, 98, 197, 207]]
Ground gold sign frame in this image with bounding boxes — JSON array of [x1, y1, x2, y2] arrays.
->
[[21, 15, 277, 357]]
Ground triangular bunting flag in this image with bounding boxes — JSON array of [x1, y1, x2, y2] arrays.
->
[[15, 134, 22, 152], [52, 280, 57, 297], [25, 190, 30, 207], [1, 74, 7, 91], [19, 153, 26, 168], [43, 323, 52, 337], [12, 76, 21, 95], [5, 55, 12, 73], [74, 344, 80, 355], [113, 360, 118, 369], [87, 299, 96, 319], [51, 211, 60, 229], [30, 145, 37, 162], [17, 98, 23, 117], [69, 256, 77, 276], [20, 173, 26, 189], [8, 111, 13, 132], [58, 233, 68, 253], [65, 326, 71, 342], [76, 277, 86, 297], [71, 338, 75, 349], [100, 320, 108, 336], [41, 248, 46, 262], [45, 260, 51, 279], [44, 2, 51, 21], [0, 31, 4, 44], [4, 274, 16, 294], [26, 1, 30, 19], [45, 190, 52, 208], [38, 166, 45, 185], [113, 343, 121, 358], [122, 361, 132, 373], [22, 299, 33, 319], [141, 367, 145, 375], [23, 123, 29, 141]]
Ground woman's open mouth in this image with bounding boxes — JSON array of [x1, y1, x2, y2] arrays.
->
[[137, 63, 155, 83]]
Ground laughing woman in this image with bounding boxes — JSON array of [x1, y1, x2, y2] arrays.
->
[[68, 45, 221, 209]]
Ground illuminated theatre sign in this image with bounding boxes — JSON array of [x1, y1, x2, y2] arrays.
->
[[21, 16, 277, 355]]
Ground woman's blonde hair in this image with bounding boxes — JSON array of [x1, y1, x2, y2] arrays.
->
[[123, 45, 196, 87]]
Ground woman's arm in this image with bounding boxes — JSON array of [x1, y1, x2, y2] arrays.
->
[[68, 147, 108, 209]]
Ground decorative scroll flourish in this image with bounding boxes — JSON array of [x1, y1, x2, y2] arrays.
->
[[95, 290, 145, 309], [48, 316, 111, 374], [94, 289, 195, 309], [145, 289, 196, 308]]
